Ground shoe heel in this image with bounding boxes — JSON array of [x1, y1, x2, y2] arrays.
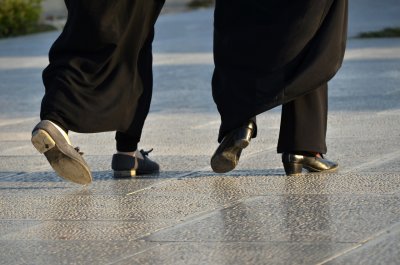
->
[[31, 129, 56, 154], [234, 138, 250, 149], [114, 170, 137, 178], [283, 163, 303, 175], [234, 128, 253, 149]]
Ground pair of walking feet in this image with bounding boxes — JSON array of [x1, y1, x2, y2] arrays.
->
[[31, 120, 337, 185], [210, 120, 338, 175], [31, 120, 159, 185]]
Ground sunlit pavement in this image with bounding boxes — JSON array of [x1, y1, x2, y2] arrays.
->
[[0, 1, 400, 264]]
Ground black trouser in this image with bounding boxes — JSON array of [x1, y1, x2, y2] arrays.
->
[[40, 0, 165, 152], [277, 83, 328, 154], [115, 30, 154, 152], [247, 83, 328, 155]]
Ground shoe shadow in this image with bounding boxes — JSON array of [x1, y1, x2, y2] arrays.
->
[[185, 168, 285, 178], [0, 167, 285, 184]]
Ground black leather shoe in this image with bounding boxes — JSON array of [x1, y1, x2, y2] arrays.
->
[[282, 153, 338, 176], [112, 149, 159, 177], [211, 121, 255, 173], [31, 120, 92, 185]]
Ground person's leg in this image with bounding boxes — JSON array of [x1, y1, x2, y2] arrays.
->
[[115, 28, 155, 153], [112, 28, 160, 178], [210, 117, 257, 173], [277, 83, 338, 175], [278, 83, 328, 154], [33, 0, 164, 184], [40, 1, 164, 134]]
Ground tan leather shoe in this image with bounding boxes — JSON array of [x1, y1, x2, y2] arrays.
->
[[31, 120, 92, 184]]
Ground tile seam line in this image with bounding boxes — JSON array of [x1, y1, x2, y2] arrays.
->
[[2, 141, 396, 185], [106, 244, 162, 265], [133, 196, 261, 243], [342, 149, 400, 173], [0, 218, 173, 222], [143, 240, 357, 244], [315, 220, 400, 265], [0, 239, 357, 245], [0, 143, 274, 182], [0, 166, 51, 179], [125, 146, 276, 196], [124, 171, 203, 196], [105, 198, 263, 263], [125, 145, 397, 196]]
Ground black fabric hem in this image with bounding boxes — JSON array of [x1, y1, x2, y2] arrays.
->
[[218, 116, 258, 143], [277, 146, 328, 155], [40, 112, 69, 133], [115, 131, 139, 152]]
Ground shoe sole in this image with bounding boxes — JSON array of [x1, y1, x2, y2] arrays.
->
[[113, 170, 137, 178], [32, 129, 92, 185], [304, 164, 339, 174], [211, 138, 249, 173]]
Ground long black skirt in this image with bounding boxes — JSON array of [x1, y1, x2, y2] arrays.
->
[[40, 0, 165, 134], [212, 0, 348, 140]]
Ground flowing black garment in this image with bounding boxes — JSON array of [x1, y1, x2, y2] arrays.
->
[[40, 0, 164, 134], [212, 0, 348, 141]]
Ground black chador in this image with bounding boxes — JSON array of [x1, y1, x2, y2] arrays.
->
[[41, 0, 165, 139], [212, 0, 348, 141], [32, 0, 166, 184]]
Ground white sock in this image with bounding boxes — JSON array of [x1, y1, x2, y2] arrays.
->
[[46, 120, 72, 145], [117, 149, 144, 159]]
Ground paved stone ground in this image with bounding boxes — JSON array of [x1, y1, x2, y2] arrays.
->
[[0, 2, 400, 265]]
